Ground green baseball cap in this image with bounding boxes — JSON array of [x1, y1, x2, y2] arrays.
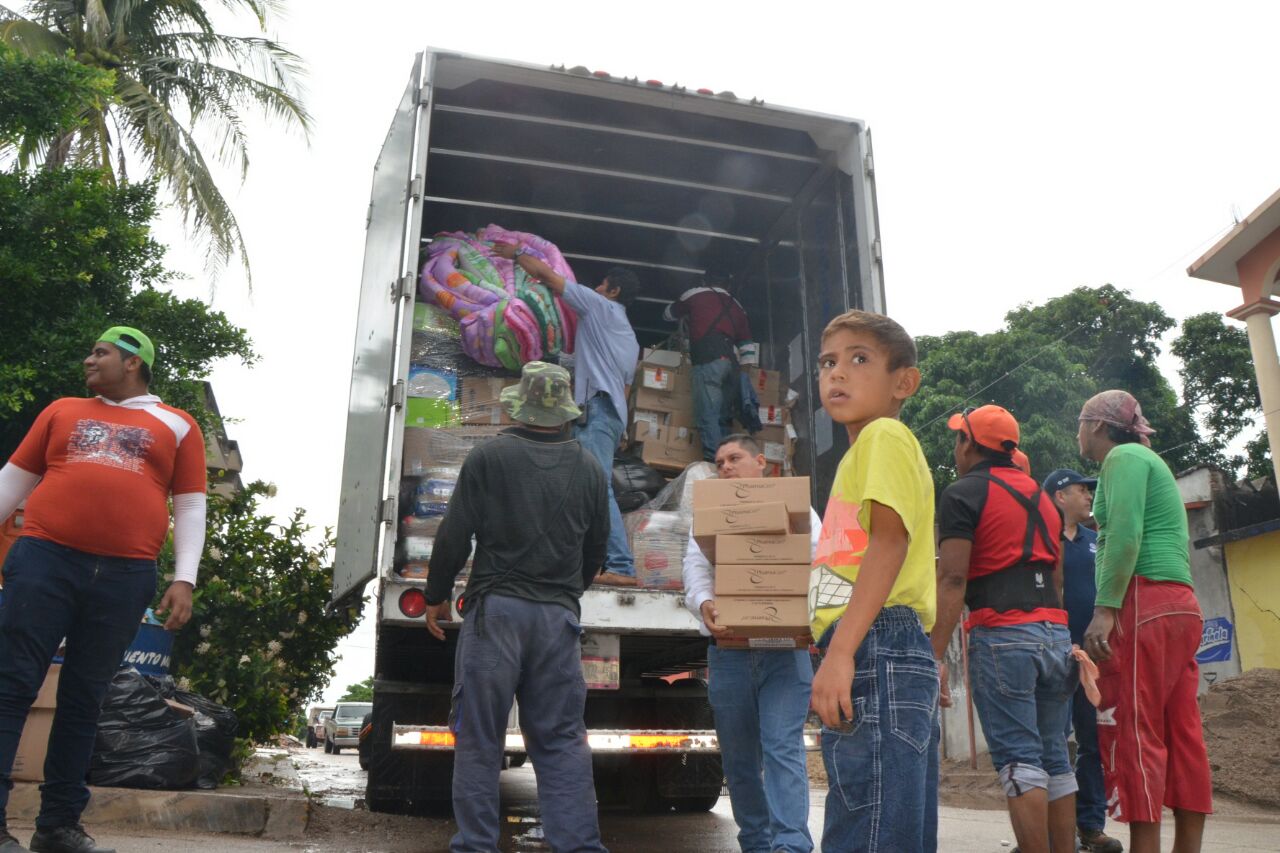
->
[[98, 326, 155, 368], [500, 361, 581, 427]]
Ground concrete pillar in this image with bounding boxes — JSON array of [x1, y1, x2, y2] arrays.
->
[[1241, 307, 1280, 485]]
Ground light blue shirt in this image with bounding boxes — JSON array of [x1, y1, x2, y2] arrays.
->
[[561, 281, 638, 426]]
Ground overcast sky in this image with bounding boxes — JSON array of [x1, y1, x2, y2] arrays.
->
[[150, 1, 1280, 703]]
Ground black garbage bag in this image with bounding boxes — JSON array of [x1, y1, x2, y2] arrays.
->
[[144, 675, 239, 789], [613, 455, 666, 513], [90, 669, 199, 789]]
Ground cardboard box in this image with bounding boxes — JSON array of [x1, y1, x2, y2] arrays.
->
[[692, 502, 789, 556], [693, 477, 811, 533], [715, 596, 811, 637], [635, 384, 692, 414], [759, 405, 789, 427], [715, 564, 810, 596], [402, 425, 505, 474], [715, 533, 811, 565], [745, 367, 799, 409], [457, 377, 518, 425], [636, 422, 701, 474], [13, 664, 59, 782], [715, 635, 811, 650]]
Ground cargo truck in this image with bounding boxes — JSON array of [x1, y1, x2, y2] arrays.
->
[[333, 47, 884, 813]]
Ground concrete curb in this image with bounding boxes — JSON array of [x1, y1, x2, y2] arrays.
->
[[7, 784, 311, 839]]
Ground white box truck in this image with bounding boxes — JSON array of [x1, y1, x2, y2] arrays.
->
[[333, 48, 883, 813]]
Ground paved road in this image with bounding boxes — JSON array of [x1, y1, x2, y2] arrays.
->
[[278, 746, 1280, 852]]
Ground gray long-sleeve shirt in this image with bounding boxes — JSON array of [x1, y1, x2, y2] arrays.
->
[[426, 426, 608, 617]]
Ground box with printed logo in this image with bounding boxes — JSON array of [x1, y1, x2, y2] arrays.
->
[[715, 533, 811, 565], [715, 564, 810, 596], [693, 477, 810, 533], [692, 502, 790, 557], [715, 596, 811, 637]]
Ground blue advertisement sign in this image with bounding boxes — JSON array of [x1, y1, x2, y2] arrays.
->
[[1196, 616, 1233, 664]]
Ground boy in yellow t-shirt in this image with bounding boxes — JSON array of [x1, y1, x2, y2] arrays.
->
[[809, 310, 939, 852]]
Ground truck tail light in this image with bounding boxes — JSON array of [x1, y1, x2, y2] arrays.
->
[[398, 588, 427, 618]]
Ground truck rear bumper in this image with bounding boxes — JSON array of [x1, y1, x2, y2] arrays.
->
[[390, 724, 822, 753]]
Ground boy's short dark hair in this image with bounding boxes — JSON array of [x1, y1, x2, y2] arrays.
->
[[821, 310, 917, 370], [112, 343, 152, 384], [603, 267, 639, 307], [1105, 424, 1143, 445], [718, 433, 762, 456]]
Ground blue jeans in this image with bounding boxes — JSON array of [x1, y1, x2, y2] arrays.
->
[[0, 537, 156, 829], [573, 395, 634, 576], [818, 607, 939, 853], [707, 645, 813, 853], [1069, 683, 1106, 831], [968, 622, 1077, 800], [449, 595, 606, 853], [691, 358, 737, 462]]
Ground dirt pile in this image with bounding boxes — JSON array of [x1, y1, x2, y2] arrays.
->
[[1200, 667, 1280, 809]]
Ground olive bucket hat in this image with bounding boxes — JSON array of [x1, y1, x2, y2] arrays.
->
[[500, 361, 581, 428]]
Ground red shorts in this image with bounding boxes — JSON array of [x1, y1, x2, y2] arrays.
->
[[1096, 577, 1213, 823]]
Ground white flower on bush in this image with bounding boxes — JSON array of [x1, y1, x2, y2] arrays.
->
[[196, 642, 211, 654], [238, 654, 251, 665], [199, 625, 211, 639], [279, 630, 295, 640], [297, 611, 308, 625], [177, 677, 192, 691], [208, 546, 223, 561], [266, 483, 278, 498], [266, 640, 282, 657]]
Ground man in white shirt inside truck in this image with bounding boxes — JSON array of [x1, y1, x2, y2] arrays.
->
[[683, 434, 821, 853]]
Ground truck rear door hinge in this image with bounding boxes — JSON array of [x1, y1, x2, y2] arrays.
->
[[365, 201, 374, 229], [872, 238, 883, 261], [390, 379, 406, 410], [864, 153, 875, 176], [393, 273, 414, 301], [409, 174, 424, 202], [381, 497, 397, 524], [416, 84, 431, 107]]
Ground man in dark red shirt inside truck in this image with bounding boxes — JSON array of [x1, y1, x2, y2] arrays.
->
[[664, 280, 752, 461]]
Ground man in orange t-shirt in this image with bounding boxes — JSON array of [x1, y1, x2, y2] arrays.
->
[[0, 327, 206, 853]]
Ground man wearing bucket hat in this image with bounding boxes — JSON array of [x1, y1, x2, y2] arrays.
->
[[933, 404, 1078, 853], [1077, 391, 1212, 853], [0, 327, 207, 853], [425, 361, 610, 853]]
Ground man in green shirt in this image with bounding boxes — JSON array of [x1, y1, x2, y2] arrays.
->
[[1078, 390, 1212, 853]]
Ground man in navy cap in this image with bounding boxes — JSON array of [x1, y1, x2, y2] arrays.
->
[[1042, 468, 1121, 853]]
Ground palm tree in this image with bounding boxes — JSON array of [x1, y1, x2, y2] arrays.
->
[[0, 0, 311, 281]]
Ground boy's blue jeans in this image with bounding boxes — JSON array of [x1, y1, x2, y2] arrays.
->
[[0, 537, 156, 829], [967, 621, 1077, 800], [707, 644, 813, 853], [818, 606, 940, 853], [573, 395, 635, 576]]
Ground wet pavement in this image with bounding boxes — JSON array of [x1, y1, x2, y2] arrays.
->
[[272, 746, 1280, 852]]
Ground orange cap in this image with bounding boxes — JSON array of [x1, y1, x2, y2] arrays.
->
[[947, 405, 1020, 452]]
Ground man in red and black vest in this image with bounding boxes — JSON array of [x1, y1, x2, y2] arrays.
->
[[931, 405, 1078, 853]]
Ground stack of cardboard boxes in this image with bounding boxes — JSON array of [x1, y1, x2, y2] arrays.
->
[[691, 477, 813, 645], [631, 349, 700, 473], [745, 367, 799, 474]]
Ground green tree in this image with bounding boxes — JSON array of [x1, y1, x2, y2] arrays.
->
[[1172, 311, 1270, 479], [339, 677, 374, 703], [166, 481, 362, 744], [0, 0, 311, 279], [902, 285, 1202, 492], [0, 41, 112, 145], [0, 166, 254, 457]]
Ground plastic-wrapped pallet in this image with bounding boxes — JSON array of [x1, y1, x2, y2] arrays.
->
[[623, 462, 716, 589]]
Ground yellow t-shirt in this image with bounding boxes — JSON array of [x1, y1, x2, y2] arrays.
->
[[808, 417, 937, 641]]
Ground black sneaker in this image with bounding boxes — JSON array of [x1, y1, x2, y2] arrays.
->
[[28, 825, 113, 853], [0, 826, 29, 852]]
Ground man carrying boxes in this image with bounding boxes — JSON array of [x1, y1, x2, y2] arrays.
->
[[682, 434, 820, 853]]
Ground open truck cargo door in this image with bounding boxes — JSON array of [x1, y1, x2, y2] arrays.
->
[[333, 55, 433, 605]]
